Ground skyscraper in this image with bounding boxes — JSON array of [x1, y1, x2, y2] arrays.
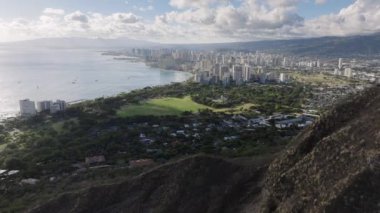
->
[[19, 99, 36, 117], [338, 58, 343, 70], [232, 65, 243, 85], [243, 64, 251, 82], [37, 100, 52, 112]]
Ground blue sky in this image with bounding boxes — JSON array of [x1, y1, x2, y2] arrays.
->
[[0, 0, 376, 43], [0, 0, 354, 20]]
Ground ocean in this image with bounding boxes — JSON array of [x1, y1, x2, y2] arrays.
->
[[0, 47, 192, 118]]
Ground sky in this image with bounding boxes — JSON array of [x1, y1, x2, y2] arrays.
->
[[0, 0, 379, 43]]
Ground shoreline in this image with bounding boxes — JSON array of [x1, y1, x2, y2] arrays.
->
[[0, 71, 193, 121], [0, 49, 194, 121]]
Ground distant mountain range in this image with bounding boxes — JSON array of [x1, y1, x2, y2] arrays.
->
[[180, 33, 380, 57], [2, 33, 380, 57]]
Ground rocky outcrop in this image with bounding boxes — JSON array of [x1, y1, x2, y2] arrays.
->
[[258, 86, 380, 212]]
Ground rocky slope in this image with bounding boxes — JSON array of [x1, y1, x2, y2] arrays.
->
[[28, 156, 269, 213], [257, 85, 380, 213], [29, 86, 380, 213]]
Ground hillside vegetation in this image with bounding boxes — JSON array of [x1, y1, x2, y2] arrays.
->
[[29, 86, 380, 212]]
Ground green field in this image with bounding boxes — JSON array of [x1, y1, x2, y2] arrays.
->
[[117, 96, 210, 117], [289, 73, 350, 86]]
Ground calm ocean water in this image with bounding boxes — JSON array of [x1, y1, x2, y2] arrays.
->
[[0, 47, 192, 118]]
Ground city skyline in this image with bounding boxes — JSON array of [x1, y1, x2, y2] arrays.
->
[[1, 0, 379, 43]]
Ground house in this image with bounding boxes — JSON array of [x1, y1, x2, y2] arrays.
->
[[176, 130, 185, 135], [85, 155, 106, 165], [224, 136, 239, 141], [232, 115, 247, 121], [20, 178, 39, 185], [275, 115, 315, 129], [248, 117, 270, 127], [139, 133, 154, 144], [275, 118, 302, 129], [7, 170, 19, 176], [129, 159, 155, 168], [269, 113, 285, 120]]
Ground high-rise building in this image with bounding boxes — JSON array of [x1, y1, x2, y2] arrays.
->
[[232, 65, 243, 85], [50, 103, 61, 114], [194, 74, 202, 83], [48, 100, 67, 113], [219, 65, 230, 79], [334, 68, 340, 75], [243, 65, 251, 82], [282, 57, 287, 67], [56, 100, 67, 111], [344, 68, 353, 78], [37, 100, 52, 112], [279, 73, 287, 83], [19, 99, 36, 117], [213, 63, 220, 76], [338, 58, 343, 70], [222, 74, 231, 86]]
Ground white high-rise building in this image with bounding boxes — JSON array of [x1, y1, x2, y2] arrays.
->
[[243, 65, 252, 82], [282, 57, 287, 67], [56, 100, 67, 111], [194, 74, 202, 83], [47, 100, 67, 114], [219, 65, 230, 79], [19, 99, 36, 117], [50, 103, 61, 114], [37, 100, 52, 112], [344, 68, 353, 78], [279, 73, 287, 83], [334, 68, 340, 75], [338, 58, 343, 70]]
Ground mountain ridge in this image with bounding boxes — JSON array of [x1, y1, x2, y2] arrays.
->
[[2, 33, 380, 56]]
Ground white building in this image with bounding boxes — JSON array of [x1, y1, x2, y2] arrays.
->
[[243, 65, 252, 82], [338, 58, 343, 70], [279, 73, 288, 83], [37, 100, 52, 112], [344, 68, 353, 78], [50, 103, 61, 114], [194, 73, 202, 83], [50, 100, 67, 113], [56, 100, 67, 111], [19, 99, 36, 117]]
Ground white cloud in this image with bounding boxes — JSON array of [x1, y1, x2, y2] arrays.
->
[[301, 0, 380, 37], [0, 0, 380, 43], [111, 13, 139, 23], [65, 11, 89, 23], [315, 0, 327, 5], [153, 0, 303, 42], [169, 0, 217, 9], [43, 8, 65, 16]]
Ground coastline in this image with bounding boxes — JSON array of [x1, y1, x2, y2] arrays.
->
[[0, 50, 193, 121]]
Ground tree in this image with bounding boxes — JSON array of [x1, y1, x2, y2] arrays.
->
[[4, 158, 26, 170]]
